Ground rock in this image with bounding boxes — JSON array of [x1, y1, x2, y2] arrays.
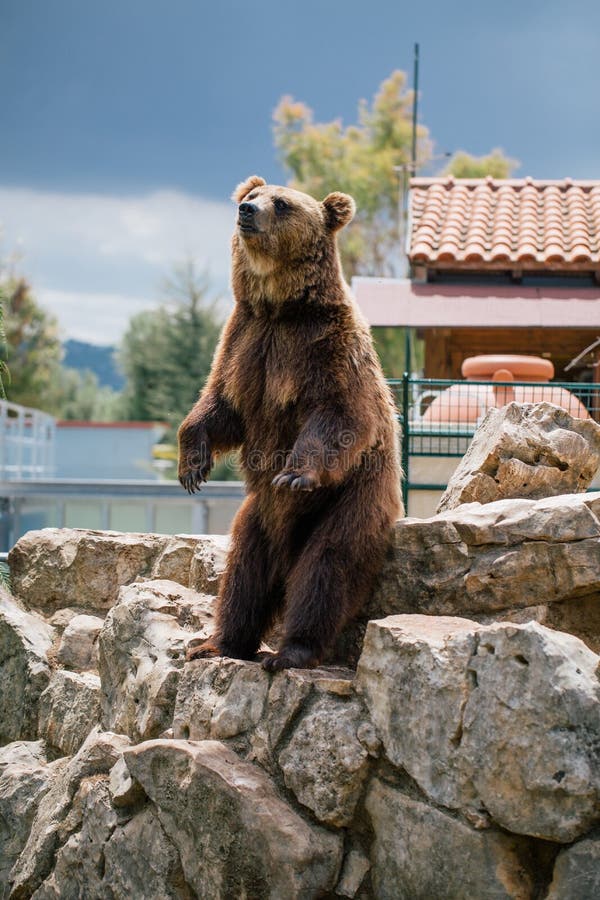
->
[[371, 492, 600, 620], [123, 738, 343, 899], [55, 614, 104, 671], [173, 658, 356, 774], [357, 615, 600, 842], [335, 850, 371, 898], [32, 777, 118, 899], [188, 535, 229, 594], [365, 779, 535, 900], [108, 756, 145, 808], [357, 615, 481, 813], [460, 621, 600, 842], [0, 588, 54, 746], [547, 831, 600, 899], [38, 670, 102, 756], [151, 534, 199, 587], [103, 805, 192, 899], [437, 402, 600, 512], [8, 528, 169, 615], [0, 742, 55, 894], [9, 729, 131, 898], [98, 580, 215, 742], [278, 695, 370, 827], [173, 658, 270, 743]]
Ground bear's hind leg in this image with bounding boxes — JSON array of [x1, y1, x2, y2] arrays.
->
[[262, 497, 389, 672], [188, 496, 284, 662]]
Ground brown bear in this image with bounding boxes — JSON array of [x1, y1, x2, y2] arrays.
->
[[177, 175, 403, 670]]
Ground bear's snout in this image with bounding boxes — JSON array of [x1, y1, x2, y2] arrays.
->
[[238, 202, 259, 231]]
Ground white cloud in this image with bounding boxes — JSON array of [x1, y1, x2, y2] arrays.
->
[[0, 186, 235, 344]]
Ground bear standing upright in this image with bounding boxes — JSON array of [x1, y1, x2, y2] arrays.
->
[[178, 176, 403, 670]]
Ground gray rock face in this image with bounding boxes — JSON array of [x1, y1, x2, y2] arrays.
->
[[8, 528, 168, 614], [357, 615, 600, 842], [55, 614, 103, 671], [372, 492, 600, 622], [123, 739, 343, 900], [437, 402, 600, 512], [38, 670, 102, 756], [151, 535, 199, 587], [547, 831, 600, 900], [173, 657, 271, 742], [98, 580, 215, 742], [0, 742, 55, 894], [8, 729, 131, 899], [0, 589, 54, 746], [365, 779, 535, 900], [278, 695, 370, 827], [188, 534, 229, 594]]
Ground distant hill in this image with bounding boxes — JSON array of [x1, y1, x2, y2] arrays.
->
[[63, 340, 125, 391]]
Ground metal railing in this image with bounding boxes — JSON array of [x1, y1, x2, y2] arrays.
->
[[0, 479, 245, 551], [0, 400, 55, 479], [389, 375, 600, 510]]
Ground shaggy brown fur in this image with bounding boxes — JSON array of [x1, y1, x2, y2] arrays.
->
[[178, 176, 403, 670]]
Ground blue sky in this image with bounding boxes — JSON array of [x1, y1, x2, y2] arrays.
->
[[1, 0, 599, 343]]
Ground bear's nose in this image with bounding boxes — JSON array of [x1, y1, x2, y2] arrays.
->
[[238, 202, 257, 220]]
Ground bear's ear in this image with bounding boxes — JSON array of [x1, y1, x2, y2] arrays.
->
[[322, 192, 356, 232], [232, 175, 266, 203]]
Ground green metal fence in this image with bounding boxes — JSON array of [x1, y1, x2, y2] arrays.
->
[[388, 375, 600, 510]]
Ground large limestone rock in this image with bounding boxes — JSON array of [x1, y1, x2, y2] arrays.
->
[[437, 402, 600, 512], [55, 614, 103, 671], [150, 534, 199, 587], [8, 528, 169, 614], [8, 729, 131, 899], [0, 742, 57, 894], [188, 534, 229, 594], [365, 779, 536, 900], [98, 580, 215, 741], [0, 589, 54, 746], [38, 670, 102, 756], [123, 738, 343, 900], [547, 831, 600, 899], [371, 492, 600, 622], [278, 695, 371, 827], [357, 615, 600, 842]]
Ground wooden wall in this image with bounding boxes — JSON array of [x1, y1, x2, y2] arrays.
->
[[418, 327, 599, 380]]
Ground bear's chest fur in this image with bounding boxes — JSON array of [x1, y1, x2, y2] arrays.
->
[[223, 314, 314, 419]]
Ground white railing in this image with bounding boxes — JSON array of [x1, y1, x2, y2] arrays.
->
[[0, 400, 56, 479]]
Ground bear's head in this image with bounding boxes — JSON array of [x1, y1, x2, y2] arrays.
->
[[231, 175, 355, 274]]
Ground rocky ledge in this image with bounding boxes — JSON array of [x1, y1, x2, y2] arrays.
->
[[2, 402, 600, 899], [0, 493, 598, 897]]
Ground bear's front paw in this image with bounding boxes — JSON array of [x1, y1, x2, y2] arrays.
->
[[272, 469, 320, 492], [178, 447, 212, 494]]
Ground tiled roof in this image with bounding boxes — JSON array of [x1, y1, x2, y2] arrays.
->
[[409, 177, 600, 269]]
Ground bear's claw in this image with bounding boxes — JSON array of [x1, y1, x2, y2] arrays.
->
[[272, 471, 319, 492], [180, 469, 208, 494], [261, 644, 319, 671]]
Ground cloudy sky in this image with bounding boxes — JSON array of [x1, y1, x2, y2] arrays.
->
[[1, 0, 599, 344]]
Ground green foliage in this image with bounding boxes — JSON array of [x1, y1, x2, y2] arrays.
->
[[118, 260, 222, 431], [371, 327, 424, 378], [55, 367, 125, 421], [0, 276, 64, 413], [442, 148, 519, 179], [273, 71, 431, 278]]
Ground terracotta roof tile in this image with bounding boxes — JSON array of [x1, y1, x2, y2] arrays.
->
[[409, 177, 600, 269]]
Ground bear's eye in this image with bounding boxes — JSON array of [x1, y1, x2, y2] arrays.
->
[[274, 198, 290, 213]]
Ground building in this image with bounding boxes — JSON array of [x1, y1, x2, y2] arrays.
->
[[354, 177, 600, 381]]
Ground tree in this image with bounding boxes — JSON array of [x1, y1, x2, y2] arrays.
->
[[442, 148, 519, 179], [273, 71, 430, 279], [118, 261, 222, 429], [0, 275, 64, 413], [55, 367, 124, 421]]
